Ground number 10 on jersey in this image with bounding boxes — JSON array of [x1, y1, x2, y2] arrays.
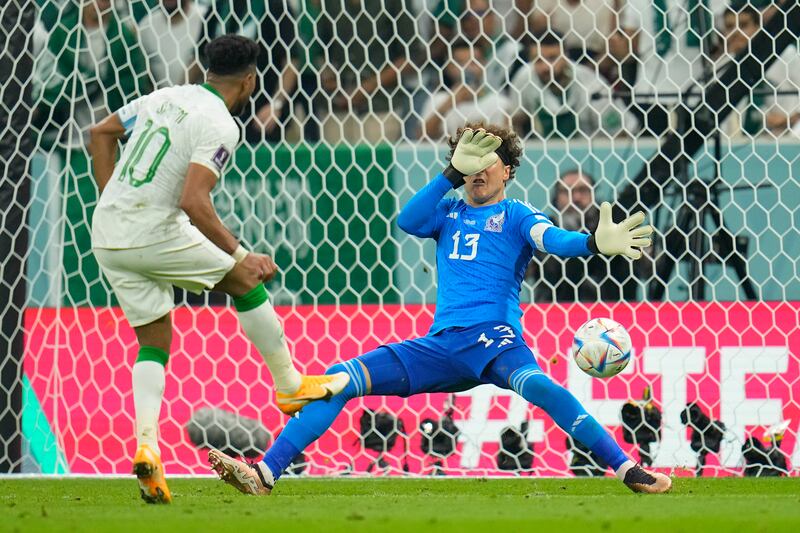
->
[[448, 231, 480, 261]]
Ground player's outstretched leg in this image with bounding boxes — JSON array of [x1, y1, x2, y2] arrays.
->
[[229, 283, 349, 414], [210, 348, 409, 494], [488, 348, 671, 494]]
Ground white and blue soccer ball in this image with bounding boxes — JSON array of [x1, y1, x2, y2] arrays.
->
[[572, 318, 632, 378]]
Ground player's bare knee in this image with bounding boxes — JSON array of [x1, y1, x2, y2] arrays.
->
[[216, 262, 261, 297], [134, 313, 172, 352]]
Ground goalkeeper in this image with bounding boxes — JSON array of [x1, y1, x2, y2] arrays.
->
[[88, 35, 348, 504], [210, 124, 669, 495]]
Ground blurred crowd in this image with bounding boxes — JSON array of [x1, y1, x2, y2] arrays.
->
[[32, 0, 800, 149]]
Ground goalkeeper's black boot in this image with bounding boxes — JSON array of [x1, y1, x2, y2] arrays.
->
[[623, 464, 672, 494]]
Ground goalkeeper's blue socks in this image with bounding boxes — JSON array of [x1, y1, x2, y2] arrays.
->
[[263, 350, 630, 480], [263, 347, 410, 480], [262, 360, 368, 480], [508, 364, 629, 471]]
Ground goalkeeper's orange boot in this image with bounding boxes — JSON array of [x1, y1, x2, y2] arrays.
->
[[275, 372, 350, 415], [208, 449, 273, 496], [622, 464, 673, 494], [132, 444, 172, 504]]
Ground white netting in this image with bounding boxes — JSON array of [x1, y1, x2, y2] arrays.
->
[[1, 0, 799, 477]]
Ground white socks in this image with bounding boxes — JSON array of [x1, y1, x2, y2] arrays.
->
[[132, 360, 165, 456], [237, 300, 302, 394], [615, 459, 637, 481]]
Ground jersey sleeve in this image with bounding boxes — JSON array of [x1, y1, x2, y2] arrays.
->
[[397, 173, 455, 239], [116, 94, 151, 136], [512, 200, 592, 257], [189, 117, 239, 178], [512, 200, 554, 249]]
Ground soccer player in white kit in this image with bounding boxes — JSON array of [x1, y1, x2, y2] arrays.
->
[[88, 35, 349, 504]]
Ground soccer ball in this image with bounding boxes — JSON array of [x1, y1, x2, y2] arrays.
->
[[572, 318, 632, 378]]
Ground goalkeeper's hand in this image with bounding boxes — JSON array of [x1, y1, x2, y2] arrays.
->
[[588, 202, 654, 260], [442, 128, 503, 188]]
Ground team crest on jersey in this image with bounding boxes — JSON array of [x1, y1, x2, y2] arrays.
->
[[484, 212, 505, 233], [212, 146, 230, 170]]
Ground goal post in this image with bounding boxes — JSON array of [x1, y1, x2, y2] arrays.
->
[[0, 0, 35, 474], [4, 0, 800, 477]]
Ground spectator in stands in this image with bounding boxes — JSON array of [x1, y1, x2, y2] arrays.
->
[[431, 0, 494, 69], [619, 0, 728, 136], [430, 0, 532, 92], [529, 170, 643, 302], [33, 0, 150, 149], [197, 0, 315, 143], [715, 5, 800, 137], [312, 0, 422, 143], [509, 31, 636, 139], [529, 0, 632, 86], [138, 0, 206, 88], [420, 40, 512, 140]]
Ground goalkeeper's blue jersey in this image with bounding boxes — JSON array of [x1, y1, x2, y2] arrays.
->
[[397, 174, 593, 336], [427, 197, 549, 334]]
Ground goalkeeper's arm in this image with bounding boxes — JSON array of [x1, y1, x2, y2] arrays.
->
[[529, 202, 653, 260]]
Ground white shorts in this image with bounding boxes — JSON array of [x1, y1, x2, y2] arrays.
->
[[94, 225, 235, 327]]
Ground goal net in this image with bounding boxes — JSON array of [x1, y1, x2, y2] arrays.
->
[[2, 0, 799, 477]]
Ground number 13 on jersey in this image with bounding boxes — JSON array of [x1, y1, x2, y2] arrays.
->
[[448, 231, 480, 261]]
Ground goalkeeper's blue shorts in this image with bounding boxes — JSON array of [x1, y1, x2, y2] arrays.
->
[[379, 321, 536, 395]]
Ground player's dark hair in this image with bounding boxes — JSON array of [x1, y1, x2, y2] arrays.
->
[[204, 34, 259, 77], [447, 122, 523, 181]]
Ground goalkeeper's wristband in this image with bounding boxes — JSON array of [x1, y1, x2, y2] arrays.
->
[[587, 234, 600, 254], [232, 245, 249, 263], [442, 164, 466, 189]]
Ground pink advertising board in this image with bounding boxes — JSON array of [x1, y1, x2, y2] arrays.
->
[[24, 302, 800, 476]]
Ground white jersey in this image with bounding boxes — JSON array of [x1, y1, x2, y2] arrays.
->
[[622, 0, 727, 97], [92, 84, 239, 249], [510, 62, 638, 136]]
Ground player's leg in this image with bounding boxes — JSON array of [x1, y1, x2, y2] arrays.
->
[[209, 346, 410, 494], [130, 314, 173, 504], [213, 258, 349, 414], [94, 247, 175, 504], [483, 347, 671, 493], [131, 314, 171, 455]]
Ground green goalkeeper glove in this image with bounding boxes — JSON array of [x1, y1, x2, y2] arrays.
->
[[442, 128, 503, 188], [588, 202, 654, 260]]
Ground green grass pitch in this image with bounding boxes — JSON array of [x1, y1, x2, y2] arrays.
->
[[1, 477, 799, 532]]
